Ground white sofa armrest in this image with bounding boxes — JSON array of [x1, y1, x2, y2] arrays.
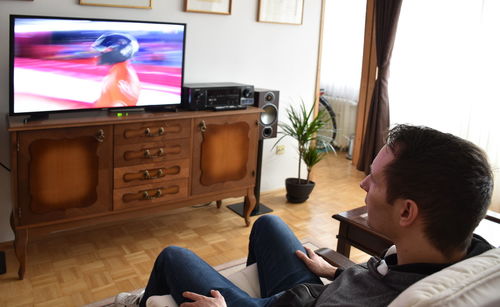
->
[[389, 248, 500, 307]]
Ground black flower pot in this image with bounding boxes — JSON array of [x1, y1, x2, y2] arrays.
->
[[285, 178, 316, 203]]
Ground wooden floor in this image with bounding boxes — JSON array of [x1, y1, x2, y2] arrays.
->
[[0, 152, 370, 307]]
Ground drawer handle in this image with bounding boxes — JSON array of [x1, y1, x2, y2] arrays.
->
[[123, 168, 167, 182], [143, 168, 167, 179], [145, 127, 166, 137], [157, 168, 165, 177], [124, 124, 181, 139], [199, 120, 207, 133], [143, 186, 179, 200], [122, 186, 180, 203], [95, 129, 105, 143], [143, 189, 162, 200], [144, 148, 165, 159], [124, 147, 172, 161]]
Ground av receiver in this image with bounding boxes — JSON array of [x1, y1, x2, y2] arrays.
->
[[181, 82, 254, 110]]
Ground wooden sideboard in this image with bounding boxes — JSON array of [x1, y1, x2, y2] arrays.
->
[[8, 108, 261, 279]]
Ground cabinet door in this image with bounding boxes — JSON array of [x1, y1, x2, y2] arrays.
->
[[191, 114, 259, 195], [16, 126, 113, 225]]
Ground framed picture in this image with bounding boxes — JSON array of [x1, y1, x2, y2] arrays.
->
[[79, 0, 152, 9], [185, 0, 232, 15], [258, 0, 304, 25]]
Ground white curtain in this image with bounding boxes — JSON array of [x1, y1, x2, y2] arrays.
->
[[320, 0, 366, 102], [389, 0, 500, 211]]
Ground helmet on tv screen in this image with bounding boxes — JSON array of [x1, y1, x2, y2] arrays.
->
[[92, 33, 139, 65]]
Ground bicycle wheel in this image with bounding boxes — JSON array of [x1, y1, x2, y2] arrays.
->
[[317, 96, 337, 148]]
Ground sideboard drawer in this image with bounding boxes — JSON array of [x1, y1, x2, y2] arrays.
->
[[113, 178, 188, 210], [114, 159, 189, 189], [114, 139, 191, 167], [115, 119, 191, 145]]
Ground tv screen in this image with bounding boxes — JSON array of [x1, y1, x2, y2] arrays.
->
[[9, 15, 186, 116]]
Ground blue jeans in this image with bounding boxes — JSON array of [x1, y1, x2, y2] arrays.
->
[[140, 215, 322, 307]]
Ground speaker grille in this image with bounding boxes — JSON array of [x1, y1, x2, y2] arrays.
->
[[254, 89, 279, 139], [261, 104, 278, 125]]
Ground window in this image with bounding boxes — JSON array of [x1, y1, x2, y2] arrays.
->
[[389, 0, 500, 211]]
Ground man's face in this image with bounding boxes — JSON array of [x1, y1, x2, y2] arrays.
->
[[359, 145, 398, 239]]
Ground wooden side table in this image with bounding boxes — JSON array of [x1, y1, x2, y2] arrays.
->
[[333, 206, 500, 258]]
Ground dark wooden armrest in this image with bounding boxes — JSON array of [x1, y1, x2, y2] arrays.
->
[[486, 210, 500, 224], [315, 247, 356, 269]]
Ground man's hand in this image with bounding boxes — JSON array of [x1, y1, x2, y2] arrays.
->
[[296, 246, 337, 279], [180, 290, 227, 307]]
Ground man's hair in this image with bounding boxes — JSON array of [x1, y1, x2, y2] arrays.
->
[[385, 124, 493, 257]]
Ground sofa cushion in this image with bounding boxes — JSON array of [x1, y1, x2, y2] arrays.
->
[[389, 247, 500, 307], [225, 262, 261, 298]]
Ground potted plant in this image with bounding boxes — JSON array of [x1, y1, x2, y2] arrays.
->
[[274, 100, 334, 203]]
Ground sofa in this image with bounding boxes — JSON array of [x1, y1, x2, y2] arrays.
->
[[146, 246, 500, 306]]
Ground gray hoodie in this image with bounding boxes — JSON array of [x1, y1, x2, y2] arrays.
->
[[314, 235, 492, 307]]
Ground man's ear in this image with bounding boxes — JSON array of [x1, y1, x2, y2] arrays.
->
[[399, 200, 419, 227]]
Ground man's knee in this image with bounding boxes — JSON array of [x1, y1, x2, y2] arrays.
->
[[157, 246, 191, 266], [253, 215, 285, 233]]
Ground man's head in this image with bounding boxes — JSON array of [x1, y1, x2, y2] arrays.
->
[[363, 124, 493, 257]]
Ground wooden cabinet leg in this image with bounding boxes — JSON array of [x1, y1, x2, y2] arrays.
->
[[13, 228, 28, 280], [216, 200, 222, 209], [243, 187, 256, 227], [10, 212, 28, 279]]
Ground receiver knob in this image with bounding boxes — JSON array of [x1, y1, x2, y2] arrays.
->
[[243, 88, 252, 98]]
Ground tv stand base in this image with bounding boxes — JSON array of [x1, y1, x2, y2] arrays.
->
[[145, 106, 179, 112], [23, 113, 49, 123], [108, 107, 145, 114]]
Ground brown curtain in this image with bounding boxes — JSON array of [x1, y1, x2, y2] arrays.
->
[[357, 0, 403, 174]]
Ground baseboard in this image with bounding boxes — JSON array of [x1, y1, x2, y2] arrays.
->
[[260, 187, 285, 195]]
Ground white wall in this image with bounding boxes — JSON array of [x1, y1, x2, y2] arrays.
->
[[0, 0, 322, 243]]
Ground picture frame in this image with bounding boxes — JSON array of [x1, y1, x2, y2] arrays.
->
[[258, 0, 304, 25], [185, 0, 232, 15], [79, 0, 152, 9]]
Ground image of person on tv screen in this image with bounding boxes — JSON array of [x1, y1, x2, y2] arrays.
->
[[92, 33, 141, 108]]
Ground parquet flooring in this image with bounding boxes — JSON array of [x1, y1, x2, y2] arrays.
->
[[0, 152, 370, 306]]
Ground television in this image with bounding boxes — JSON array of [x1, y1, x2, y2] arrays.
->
[[9, 15, 186, 118]]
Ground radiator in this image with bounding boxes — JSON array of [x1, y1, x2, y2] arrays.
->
[[324, 96, 357, 149]]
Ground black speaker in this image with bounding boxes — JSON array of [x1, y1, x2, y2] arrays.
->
[[254, 89, 279, 139], [227, 88, 279, 218]]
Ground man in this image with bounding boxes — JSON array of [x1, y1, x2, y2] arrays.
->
[[115, 124, 494, 307]]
